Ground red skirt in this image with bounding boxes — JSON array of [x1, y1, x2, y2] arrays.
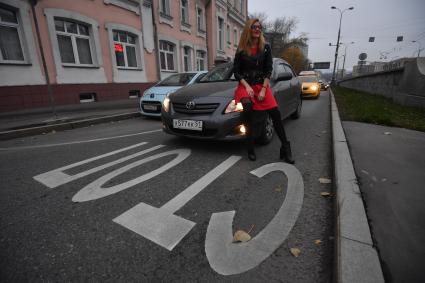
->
[[234, 83, 278, 110]]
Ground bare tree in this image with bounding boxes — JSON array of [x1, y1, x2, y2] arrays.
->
[[262, 16, 308, 58]]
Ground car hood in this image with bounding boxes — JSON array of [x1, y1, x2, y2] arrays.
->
[[170, 81, 238, 100], [145, 86, 182, 95]]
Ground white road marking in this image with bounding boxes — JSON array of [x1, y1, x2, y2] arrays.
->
[[72, 149, 191, 202], [113, 155, 242, 251], [0, 129, 162, 151], [34, 142, 164, 188], [205, 162, 304, 275]]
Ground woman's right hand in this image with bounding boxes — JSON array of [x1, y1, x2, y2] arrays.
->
[[245, 85, 254, 97]]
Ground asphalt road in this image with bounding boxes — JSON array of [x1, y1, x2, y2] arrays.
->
[[0, 91, 334, 282]]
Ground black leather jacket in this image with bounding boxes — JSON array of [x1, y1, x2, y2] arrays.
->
[[233, 43, 273, 85]]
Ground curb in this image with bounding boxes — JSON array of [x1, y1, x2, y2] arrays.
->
[[0, 112, 140, 141], [330, 90, 385, 283]]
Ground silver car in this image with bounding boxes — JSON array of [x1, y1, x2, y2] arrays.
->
[[161, 59, 302, 144]]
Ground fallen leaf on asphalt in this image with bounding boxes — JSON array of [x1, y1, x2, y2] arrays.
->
[[290, 248, 301, 257], [51, 130, 56, 134], [381, 178, 387, 182], [320, 192, 331, 197], [361, 169, 369, 175], [314, 240, 322, 245], [384, 132, 392, 135], [233, 225, 254, 243], [233, 230, 251, 243], [371, 176, 378, 182], [319, 178, 332, 184]]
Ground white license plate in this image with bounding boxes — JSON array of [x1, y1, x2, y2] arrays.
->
[[173, 119, 203, 131], [143, 105, 157, 111]]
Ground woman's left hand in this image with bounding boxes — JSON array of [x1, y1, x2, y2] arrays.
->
[[258, 88, 266, 101]]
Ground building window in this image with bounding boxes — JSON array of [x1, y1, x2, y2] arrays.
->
[[0, 5, 25, 63], [54, 18, 93, 65], [183, 46, 191, 72], [240, 0, 243, 13], [196, 7, 205, 32], [160, 0, 171, 17], [226, 24, 230, 44], [217, 17, 224, 50], [196, 50, 205, 71], [181, 0, 189, 24], [113, 30, 138, 68], [233, 29, 238, 46], [159, 40, 175, 71]]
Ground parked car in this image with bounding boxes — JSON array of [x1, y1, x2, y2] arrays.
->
[[161, 59, 302, 144], [139, 71, 207, 117], [299, 75, 321, 98], [318, 79, 329, 90]]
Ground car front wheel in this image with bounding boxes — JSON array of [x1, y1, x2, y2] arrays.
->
[[256, 114, 274, 145]]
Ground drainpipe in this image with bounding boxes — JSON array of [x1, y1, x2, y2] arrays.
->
[[205, 0, 212, 69], [30, 0, 57, 118], [150, 0, 161, 81]]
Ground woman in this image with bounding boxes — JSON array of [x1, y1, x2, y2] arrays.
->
[[233, 18, 294, 163]]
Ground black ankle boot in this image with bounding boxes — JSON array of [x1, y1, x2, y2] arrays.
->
[[248, 149, 256, 161], [280, 142, 295, 164]]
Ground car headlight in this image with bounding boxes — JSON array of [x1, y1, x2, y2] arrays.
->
[[224, 99, 244, 114], [162, 95, 170, 112], [310, 85, 318, 91]]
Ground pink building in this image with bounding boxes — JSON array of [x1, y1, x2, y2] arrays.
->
[[0, 0, 247, 111]]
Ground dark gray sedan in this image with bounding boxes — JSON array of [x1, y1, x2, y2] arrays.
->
[[161, 58, 302, 144]]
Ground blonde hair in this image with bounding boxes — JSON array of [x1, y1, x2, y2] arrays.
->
[[237, 18, 266, 55]]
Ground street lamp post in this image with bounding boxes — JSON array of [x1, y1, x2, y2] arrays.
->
[[341, 41, 355, 79], [412, 40, 423, 57], [330, 6, 354, 84]]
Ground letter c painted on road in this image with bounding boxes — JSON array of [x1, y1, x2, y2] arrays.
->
[[205, 162, 304, 275]]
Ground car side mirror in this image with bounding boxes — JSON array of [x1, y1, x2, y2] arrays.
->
[[275, 72, 293, 82]]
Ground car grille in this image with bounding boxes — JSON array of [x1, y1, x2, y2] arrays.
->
[[170, 127, 218, 137], [141, 101, 161, 113], [172, 102, 220, 114]]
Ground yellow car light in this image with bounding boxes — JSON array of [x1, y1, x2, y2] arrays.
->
[[310, 85, 318, 91]]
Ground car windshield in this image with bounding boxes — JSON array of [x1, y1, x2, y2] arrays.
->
[[200, 63, 234, 82], [299, 76, 318, 82], [157, 73, 196, 86]]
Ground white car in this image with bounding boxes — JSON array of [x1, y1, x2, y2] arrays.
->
[[139, 71, 207, 117]]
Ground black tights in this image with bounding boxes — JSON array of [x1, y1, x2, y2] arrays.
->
[[240, 98, 288, 150]]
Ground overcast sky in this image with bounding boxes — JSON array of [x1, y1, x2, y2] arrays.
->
[[248, 0, 425, 71]]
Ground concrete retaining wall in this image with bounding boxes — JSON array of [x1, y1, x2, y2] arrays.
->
[[339, 58, 425, 108]]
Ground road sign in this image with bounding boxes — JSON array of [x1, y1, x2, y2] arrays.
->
[[313, 62, 330, 69], [369, 37, 375, 42], [359, 53, 367, 60]]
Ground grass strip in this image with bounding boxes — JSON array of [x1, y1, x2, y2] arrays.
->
[[332, 86, 425, 132]]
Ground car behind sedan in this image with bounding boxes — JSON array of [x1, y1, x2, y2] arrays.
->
[[161, 59, 302, 144], [300, 75, 321, 98], [139, 71, 207, 117]]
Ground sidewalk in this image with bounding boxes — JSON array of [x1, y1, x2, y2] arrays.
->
[[0, 98, 141, 140], [343, 121, 425, 283]]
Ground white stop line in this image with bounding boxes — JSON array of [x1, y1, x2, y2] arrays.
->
[[33, 141, 304, 275]]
